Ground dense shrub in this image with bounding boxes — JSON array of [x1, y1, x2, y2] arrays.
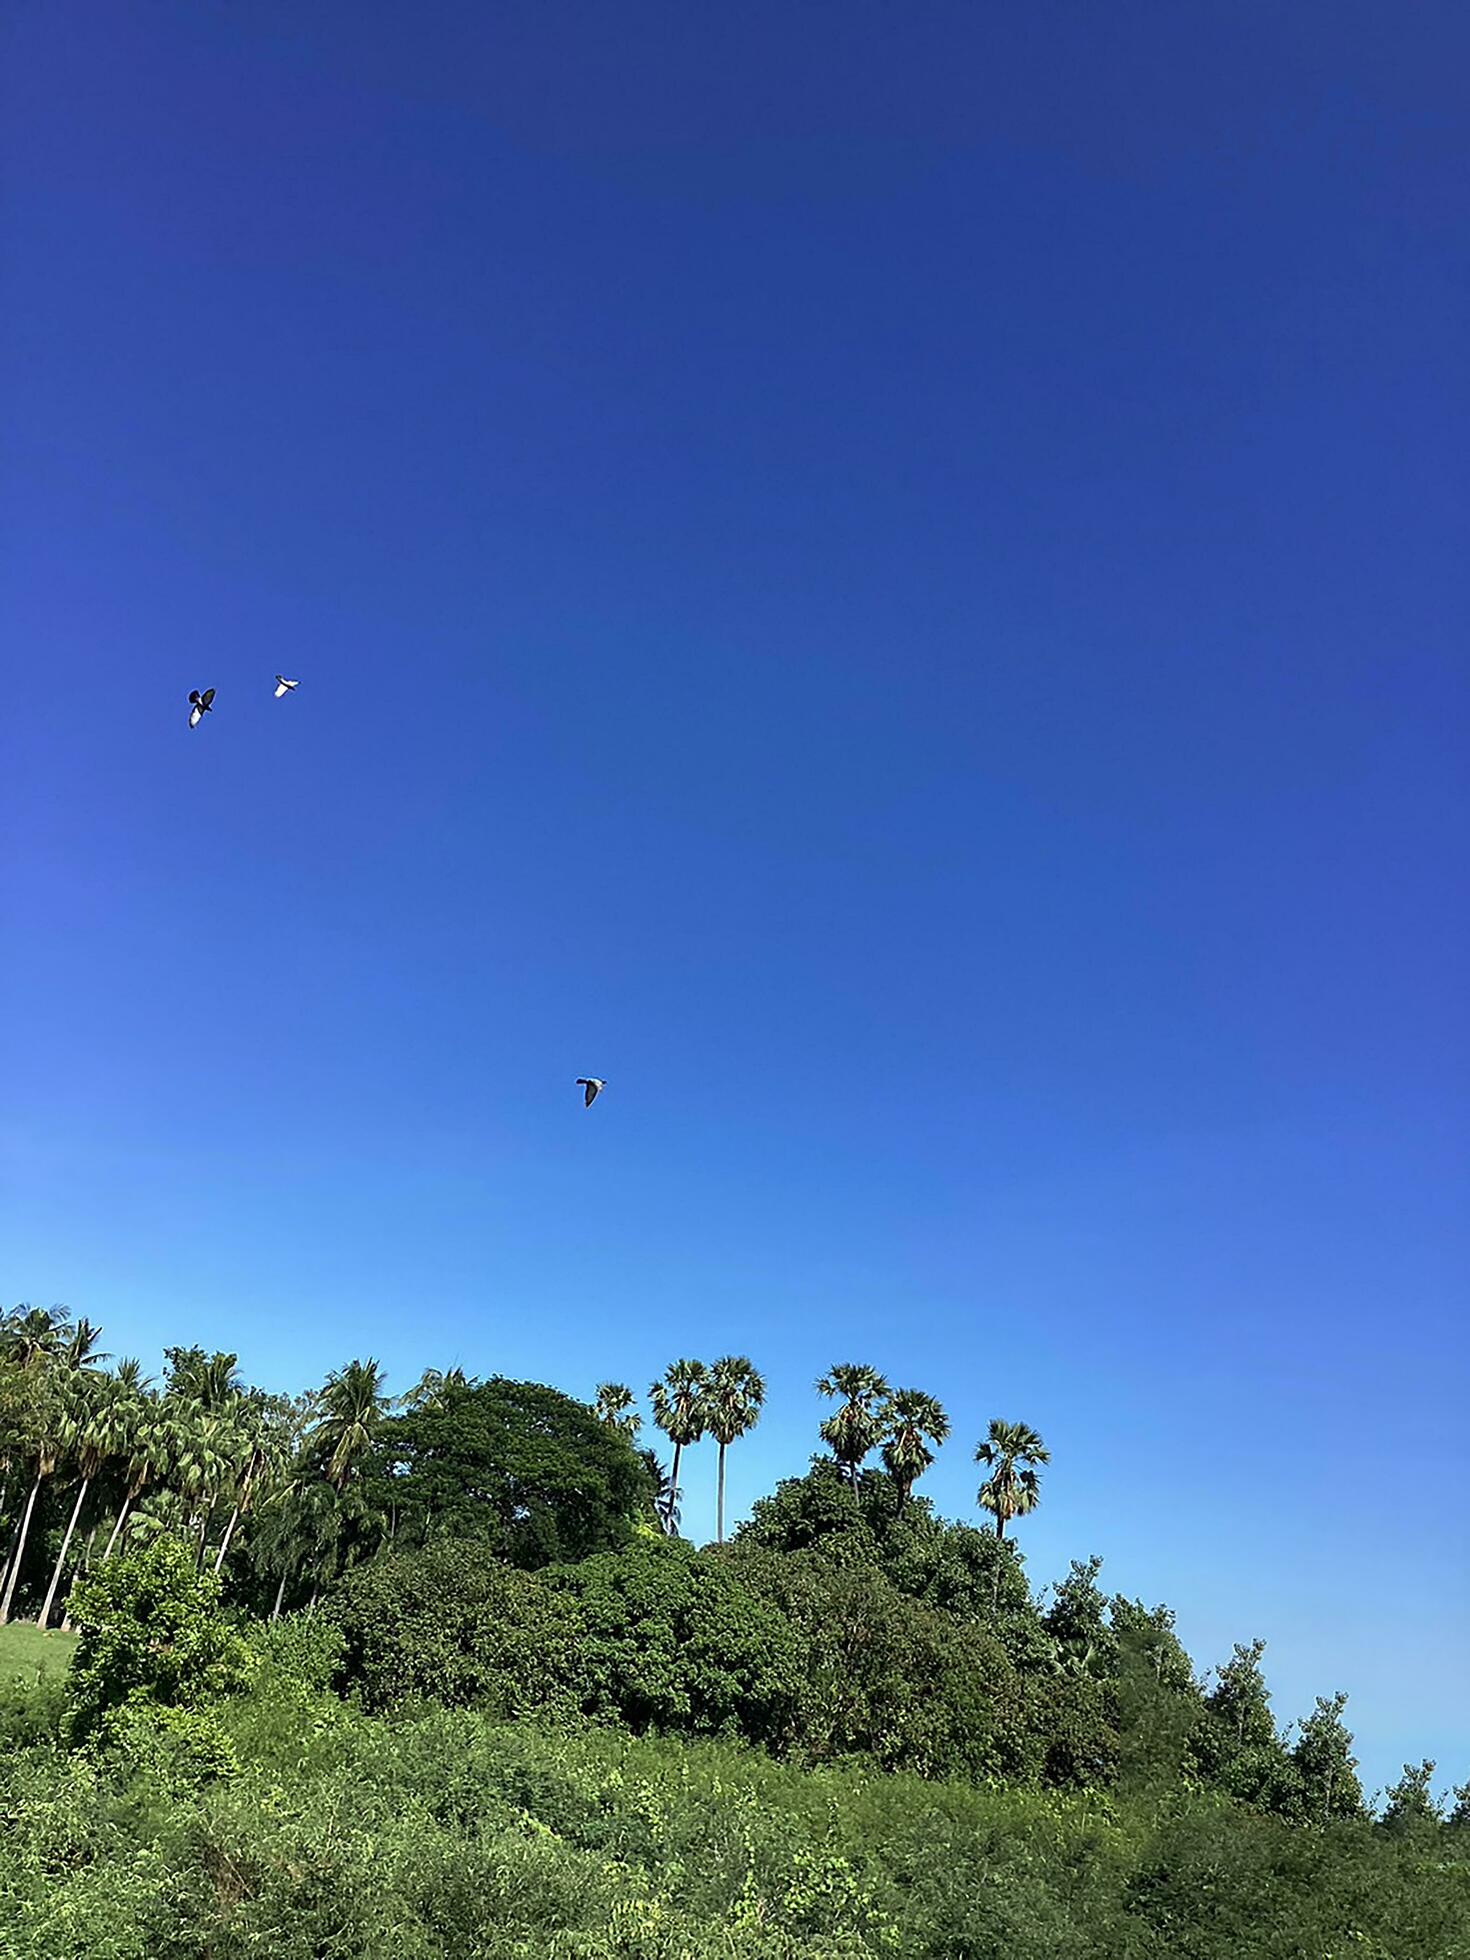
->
[[547, 1539, 802, 1745], [326, 1540, 581, 1715], [64, 1535, 255, 1752]]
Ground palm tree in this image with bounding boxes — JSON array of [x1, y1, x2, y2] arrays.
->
[[211, 1392, 294, 1576], [975, 1418, 1050, 1539], [312, 1359, 389, 1495], [400, 1366, 469, 1412], [37, 1374, 118, 1627], [101, 1395, 169, 1560], [593, 1382, 642, 1441], [61, 1317, 108, 1372], [881, 1388, 950, 1511], [0, 1369, 64, 1623], [1, 1305, 71, 1372], [649, 1360, 708, 1537], [704, 1357, 765, 1544], [816, 1363, 891, 1490]]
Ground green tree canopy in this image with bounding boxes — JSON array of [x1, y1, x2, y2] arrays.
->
[[365, 1376, 653, 1568]]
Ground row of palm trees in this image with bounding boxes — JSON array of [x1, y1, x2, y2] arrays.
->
[[596, 1358, 1050, 1544], [0, 1306, 391, 1628]]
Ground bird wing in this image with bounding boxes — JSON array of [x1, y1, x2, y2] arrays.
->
[[188, 704, 202, 727], [585, 1080, 601, 1105], [274, 682, 288, 697], [200, 688, 215, 708], [188, 690, 201, 705]]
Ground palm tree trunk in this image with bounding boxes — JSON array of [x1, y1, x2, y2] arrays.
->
[[38, 1477, 89, 1628], [0, 1472, 46, 1624], [306, 1584, 319, 1618], [271, 1571, 288, 1622], [212, 1505, 242, 1576], [995, 1512, 1006, 1540], [716, 1443, 727, 1544], [102, 1493, 133, 1561], [669, 1441, 683, 1535]]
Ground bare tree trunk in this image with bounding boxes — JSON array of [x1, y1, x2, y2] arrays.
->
[[0, 1472, 46, 1625], [716, 1443, 727, 1545], [38, 1477, 89, 1629], [271, 1572, 288, 1621], [669, 1443, 683, 1535], [102, 1493, 133, 1561], [306, 1585, 319, 1618], [212, 1505, 242, 1576]]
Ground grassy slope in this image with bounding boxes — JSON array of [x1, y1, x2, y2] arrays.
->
[[0, 1620, 77, 1681], [2, 1672, 1467, 1959]]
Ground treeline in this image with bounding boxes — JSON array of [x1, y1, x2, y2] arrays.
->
[[2, 1300, 1466, 1832]]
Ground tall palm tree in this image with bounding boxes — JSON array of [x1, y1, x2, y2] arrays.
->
[[211, 1392, 295, 1576], [880, 1388, 950, 1511], [0, 1368, 64, 1623], [704, 1356, 765, 1545], [37, 1374, 118, 1627], [1, 1305, 71, 1372], [312, 1359, 389, 1495], [975, 1418, 1050, 1539], [816, 1363, 891, 1491], [400, 1366, 469, 1412], [593, 1382, 642, 1441], [102, 1395, 169, 1560], [649, 1360, 708, 1537], [61, 1317, 108, 1373]]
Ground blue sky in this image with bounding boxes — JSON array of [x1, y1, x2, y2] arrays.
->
[[2, 1, 1466, 1801]]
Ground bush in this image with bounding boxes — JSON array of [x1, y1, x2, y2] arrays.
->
[[547, 1539, 802, 1745], [65, 1535, 256, 1751], [325, 1539, 581, 1716]]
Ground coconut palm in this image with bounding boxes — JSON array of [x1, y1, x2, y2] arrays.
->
[[37, 1374, 119, 1626], [975, 1418, 1050, 1539], [400, 1366, 469, 1412], [61, 1317, 108, 1373], [594, 1382, 642, 1441], [704, 1356, 765, 1544], [649, 1360, 708, 1537], [816, 1363, 891, 1491], [1, 1305, 71, 1372], [880, 1388, 950, 1511], [0, 1366, 64, 1623], [311, 1359, 389, 1495], [101, 1395, 170, 1560]]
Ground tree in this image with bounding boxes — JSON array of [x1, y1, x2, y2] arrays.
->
[[593, 1382, 642, 1441], [37, 1372, 118, 1627], [1290, 1692, 1366, 1824], [309, 1358, 390, 1495], [102, 1394, 170, 1560], [364, 1376, 653, 1568], [880, 1389, 949, 1511], [816, 1363, 890, 1490], [649, 1360, 708, 1536], [65, 1534, 255, 1748], [1381, 1761, 1443, 1839], [704, 1356, 765, 1544], [0, 1363, 63, 1623], [974, 1418, 1049, 1539]]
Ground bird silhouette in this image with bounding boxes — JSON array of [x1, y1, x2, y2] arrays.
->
[[274, 675, 299, 698], [187, 687, 216, 729], [576, 1079, 606, 1107]]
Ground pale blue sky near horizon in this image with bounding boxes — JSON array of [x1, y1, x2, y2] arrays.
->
[[2, 1, 1466, 1803]]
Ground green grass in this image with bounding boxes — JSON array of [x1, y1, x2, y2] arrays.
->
[[0, 1620, 77, 1682]]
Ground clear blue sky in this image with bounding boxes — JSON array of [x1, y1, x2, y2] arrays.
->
[[2, 1, 1466, 1802]]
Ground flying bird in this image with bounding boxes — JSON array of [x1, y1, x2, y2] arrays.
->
[[274, 675, 299, 698], [576, 1079, 606, 1107], [187, 687, 216, 728]]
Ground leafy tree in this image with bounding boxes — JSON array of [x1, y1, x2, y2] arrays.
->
[[366, 1376, 652, 1567], [65, 1534, 255, 1746], [327, 1540, 581, 1716], [1381, 1760, 1443, 1839], [1110, 1594, 1204, 1793], [816, 1363, 890, 1489], [1189, 1638, 1298, 1811], [548, 1540, 800, 1745], [649, 1360, 708, 1535], [704, 1355, 765, 1543], [974, 1418, 1049, 1539], [1289, 1692, 1366, 1823], [1043, 1556, 1119, 1678], [592, 1382, 641, 1440], [880, 1388, 949, 1510]]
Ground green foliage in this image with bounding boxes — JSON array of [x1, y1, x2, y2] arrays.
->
[[64, 1535, 255, 1750], [1, 1689, 1466, 1959], [1381, 1760, 1444, 1839], [548, 1539, 800, 1744], [244, 1609, 346, 1694], [1288, 1692, 1367, 1824], [327, 1540, 581, 1716], [363, 1375, 653, 1567]]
